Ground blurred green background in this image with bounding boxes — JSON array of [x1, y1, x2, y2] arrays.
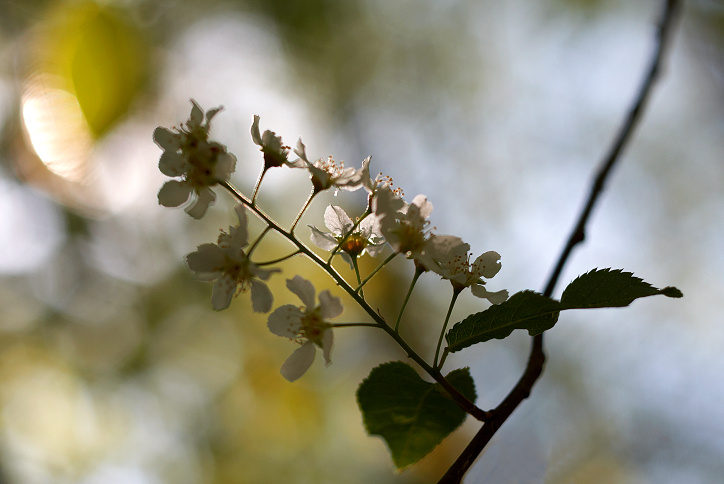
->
[[1, 0, 723, 482]]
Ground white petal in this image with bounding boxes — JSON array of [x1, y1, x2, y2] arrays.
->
[[364, 242, 386, 257], [250, 280, 274, 313], [321, 329, 334, 365], [471, 285, 509, 305], [205, 106, 222, 124], [287, 157, 307, 169], [211, 274, 237, 310], [280, 342, 316, 382], [158, 180, 191, 207], [159, 150, 188, 177], [324, 205, 353, 235], [267, 305, 304, 337], [188, 100, 203, 128], [373, 188, 405, 242], [307, 163, 330, 190], [213, 152, 237, 181], [310, 226, 338, 251], [411, 194, 433, 220], [251, 115, 263, 146], [318, 290, 343, 320], [373, 187, 405, 219], [333, 167, 364, 191], [187, 243, 226, 274], [472, 251, 502, 278], [359, 156, 374, 193], [231, 205, 249, 247], [359, 213, 382, 238], [286, 276, 316, 308], [287, 140, 308, 168], [294, 138, 308, 161], [413, 250, 439, 272], [185, 188, 216, 219], [340, 252, 355, 271], [153, 127, 181, 150], [262, 130, 283, 152], [426, 235, 469, 262]]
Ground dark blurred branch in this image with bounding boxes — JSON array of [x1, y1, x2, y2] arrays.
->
[[439, 1, 682, 482], [541, 0, 682, 300]]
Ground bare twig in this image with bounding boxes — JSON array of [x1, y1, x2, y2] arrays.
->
[[439, 1, 681, 482]]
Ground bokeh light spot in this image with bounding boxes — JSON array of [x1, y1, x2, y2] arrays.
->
[[21, 74, 93, 183]]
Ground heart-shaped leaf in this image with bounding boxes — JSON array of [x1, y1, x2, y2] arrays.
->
[[357, 362, 476, 469]]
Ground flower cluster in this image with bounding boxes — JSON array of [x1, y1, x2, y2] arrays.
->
[[186, 205, 278, 311], [154, 100, 237, 219], [154, 106, 508, 381]]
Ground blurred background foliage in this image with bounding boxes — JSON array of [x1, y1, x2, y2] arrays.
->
[[1, 0, 724, 482]]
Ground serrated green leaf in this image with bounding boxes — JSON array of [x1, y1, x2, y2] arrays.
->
[[560, 268, 683, 309], [445, 291, 562, 354], [356, 362, 476, 469]]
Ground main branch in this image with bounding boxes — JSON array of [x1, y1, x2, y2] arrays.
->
[[439, 1, 681, 481]]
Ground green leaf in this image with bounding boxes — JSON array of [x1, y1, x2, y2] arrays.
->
[[445, 291, 562, 354], [560, 268, 683, 309], [443, 269, 682, 355], [356, 362, 476, 469]]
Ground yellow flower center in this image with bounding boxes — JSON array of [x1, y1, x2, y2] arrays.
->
[[340, 233, 368, 258]]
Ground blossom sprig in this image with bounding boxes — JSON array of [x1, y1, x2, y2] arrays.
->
[[186, 205, 279, 311], [310, 205, 385, 269], [154, 100, 237, 219], [155, 3, 686, 470], [267, 276, 343, 381], [429, 245, 507, 369], [154, 106, 504, 416]]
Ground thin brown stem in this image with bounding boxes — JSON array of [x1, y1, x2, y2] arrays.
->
[[251, 167, 268, 205], [256, 249, 302, 266], [434, 289, 461, 369], [332, 322, 381, 329], [439, 1, 681, 482], [290, 190, 316, 234]]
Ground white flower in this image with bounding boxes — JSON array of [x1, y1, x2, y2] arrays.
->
[[431, 245, 509, 304], [359, 157, 399, 197], [309, 205, 385, 268], [267, 276, 343, 382], [294, 139, 367, 193], [375, 190, 466, 270], [186, 205, 279, 311], [251, 115, 304, 170], [154, 100, 237, 219]]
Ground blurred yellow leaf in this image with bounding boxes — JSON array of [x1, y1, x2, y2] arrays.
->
[[43, 1, 149, 137]]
